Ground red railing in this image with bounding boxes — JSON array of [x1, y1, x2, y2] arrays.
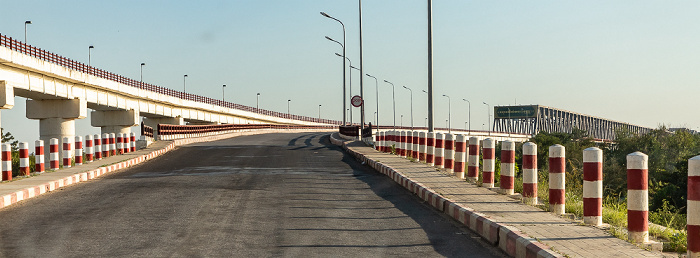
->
[[0, 33, 342, 126]]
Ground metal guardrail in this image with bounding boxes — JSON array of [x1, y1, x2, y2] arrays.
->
[[156, 123, 337, 138], [0, 33, 341, 125]]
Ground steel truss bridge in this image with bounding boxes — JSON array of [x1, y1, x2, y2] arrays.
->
[[492, 105, 652, 141]]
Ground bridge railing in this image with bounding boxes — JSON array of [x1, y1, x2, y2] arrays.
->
[[0, 33, 341, 126], [156, 123, 337, 140]]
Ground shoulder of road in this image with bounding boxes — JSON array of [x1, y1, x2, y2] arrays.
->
[[330, 133, 670, 258]]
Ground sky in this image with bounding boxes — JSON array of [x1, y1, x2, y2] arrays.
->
[[1, 0, 700, 144]]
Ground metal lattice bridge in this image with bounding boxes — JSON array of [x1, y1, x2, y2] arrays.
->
[[492, 105, 652, 141]]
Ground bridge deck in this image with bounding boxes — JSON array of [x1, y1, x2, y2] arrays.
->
[[342, 140, 667, 258]]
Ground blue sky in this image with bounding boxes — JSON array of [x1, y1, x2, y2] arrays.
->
[[1, 1, 700, 143]]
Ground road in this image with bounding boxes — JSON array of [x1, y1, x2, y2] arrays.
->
[[0, 132, 505, 257]]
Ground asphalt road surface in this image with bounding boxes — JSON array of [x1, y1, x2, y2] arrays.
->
[[0, 132, 505, 257]]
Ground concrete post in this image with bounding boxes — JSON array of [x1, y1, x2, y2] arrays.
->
[[62, 137, 72, 168], [467, 137, 480, 182], [26, 99, 86, 162], [627, 152, 649, 243], [130, 132, 136, 152], [117, 133, 123, 155], [50, 138, 59, 170], [583, 147, 603, 226], [19, 142, 30, 176], [74, 136, 83, 166], [406, 130, 414, 158], [124, 133, 130, 153], [688, 155, 700, 257], [2, 144, 12, 181], [549, 144, 566, 215], [412, 131, 420, 159], [94, 134, 102, 160], [375, 131, 380, 151], [419, 132, 427, 162], [109, 133, 116, 156], [85, 135, 93, 163], [102, 133, 110, 158], [482, 138, 495, 188], [454, 134, 467, 179], [379, 131, 385, 152], [434, 133, 445, 168], [35, 140, 45, 173], [522, 142, 538, 204], [397, 131, 405, 157], [500, 140, 515, 195], [426, 132, 435, 165], [444, 133, 454, 172]]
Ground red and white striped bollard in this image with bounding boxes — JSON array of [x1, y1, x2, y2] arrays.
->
[[583, 147, 603, 226], [522, 142, 537, 204], [75, 136, 83, 166], [102, 133, 110, 158], [419, 132, 426, 162], [412, 131, 419, 159], [1, 144, 10, 181], [500, 140, 515, 195], [19, 142, 30, 176], [35, 140, 45, 173], [444, 133, 454, 172], [454, 134, 467, 179], [63, 137, 72, 168], [627, 151, 648, 243], [94, 134, 102, 160], [688, 155, 700, 257], [85, 135, 94, 162], [482, 138, 495, 188], [130, 132, 136, 152], [109, 133, 116, 156], [50, 138, 59, 170], [426, 132, 435, 165], [467, 137, 480, 182], [549, 144, 566, 214], [434, 133, 444, 168]]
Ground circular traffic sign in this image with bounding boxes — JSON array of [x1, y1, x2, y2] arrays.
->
[[351, 95, 363, 107]]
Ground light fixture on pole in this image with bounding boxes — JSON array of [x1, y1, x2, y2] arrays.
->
[[462, 99, 471, 132], [287, 99, 291, 115], [321, 12, 347, 125], [483, 102, 491, 134], [403, 86, 414, 129], [24, 21, 32, 43], [88, 46, 94, 66], [442, 94, 451, 133], [256, 93, 261, 109], [318, 104, 322, 119], [183, 74, 188, 92], [334, 52, 353, 124], [366, 73, 379, 132], [383, 80, 396, 129], [140, 63, 146, 86], [222, 84, 226, 101]]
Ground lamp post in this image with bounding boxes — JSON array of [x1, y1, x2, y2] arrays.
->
[[366, 73, 379, 132], [334, 52, 353, 124], [427, 0, 434, 133], [88, 46, 94, 66], [318, 104, 322, 119], [400, 115, 403, 127], [287, 99, 291, 115], [256, 93, 260, 109], [374, 111, 377, 126], [24, 21, 31, 43], [462, 99, 471, 132], [358, 0, 366, 131], [321, 12, 347, 125], [140, 63, 145, 86], [222, 84, 226, 101], [183, 74, 188, 92], [442, 94, 451, 133], [383, 80, 396, 129], [483, 102, 491, 134], [403, 86, 414, 129]]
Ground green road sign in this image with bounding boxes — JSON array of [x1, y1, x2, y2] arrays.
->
[[494, 105, 538, 119]]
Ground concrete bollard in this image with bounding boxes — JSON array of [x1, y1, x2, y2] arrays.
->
[[482, 138, 495, 188], [85, 135, 94, 163], [399, 131, 407, 157], [130, 132, 136, 152], [75, 136, 83, 166], [63, 137, 72, 168], [454, 134, 467, 179], [549, 144, 566, 215], [500, 140, 515, 195], [522, 142, 538, 204], [117, 133, 123, 155], [19, 142, 30, 176], [388, 131, 396, 153], [434, 133, 445, 168], [426, 132, 435, 165], [1, 144, 10, 181], [583, 147, 603, 226], [123, 133, 130, 153], [412, 131, 420, 160], [467, 137, 480, 182], [419, 132, 427, 162], [405, 131, 413, 158], [627, 152, 649, 243], [375, 131, 381, 151], [35, 140, 45, 173], [94, 134, 102, 160], [50, 138, 59, 170], [444, 133, 455, 172], [109, 133, 116, 156], [689, 155, 700, 257], [102, 133, 110, 158]]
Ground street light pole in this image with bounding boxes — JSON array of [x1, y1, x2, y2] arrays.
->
[[462, 99, 471, 132], [403, 86, 414, 129], [88, 46, 94, 66], [183, 74, 188, 92], [366, 73, 379, 132], [351, 66, 361, 124], [24, 21, 31, 43], [287, 100, 291, 115], [319, 104, 322, 119], [335, 52, 353, 124], [140, 63, 145, 86], [383, 80, 396, 130], [443, 95, 453, 132], [321, 12, 347, 126], [427, 0, 434, 132], [257, 93, 261, 109], [358, 0, 366, 131], [222, 84, 226, 101], [483, 102, 491, 134]]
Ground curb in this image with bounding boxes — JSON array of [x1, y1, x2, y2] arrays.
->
[[330, 133, 563, 258], [0, 129, 326, 210]]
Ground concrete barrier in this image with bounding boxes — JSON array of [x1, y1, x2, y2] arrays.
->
[[482, 138, 495, 188], [50, 138, 59, 170], [434, 133, 444, 168], [454, 134, 467, 179], [35, 140, 45, 173], [467, 137, 480, 182], [94, 134, 102, 160], [2, 144, 11, 181], [501, 140, 515, 195], [19, 142, 30, 176], [583, 147, 603, 226], [522, 142, 537, 204], [549, 144, 565, 215], [62, 137, 72, 168], [627, 152, 649, 243], [75, 136, 83, 166]]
